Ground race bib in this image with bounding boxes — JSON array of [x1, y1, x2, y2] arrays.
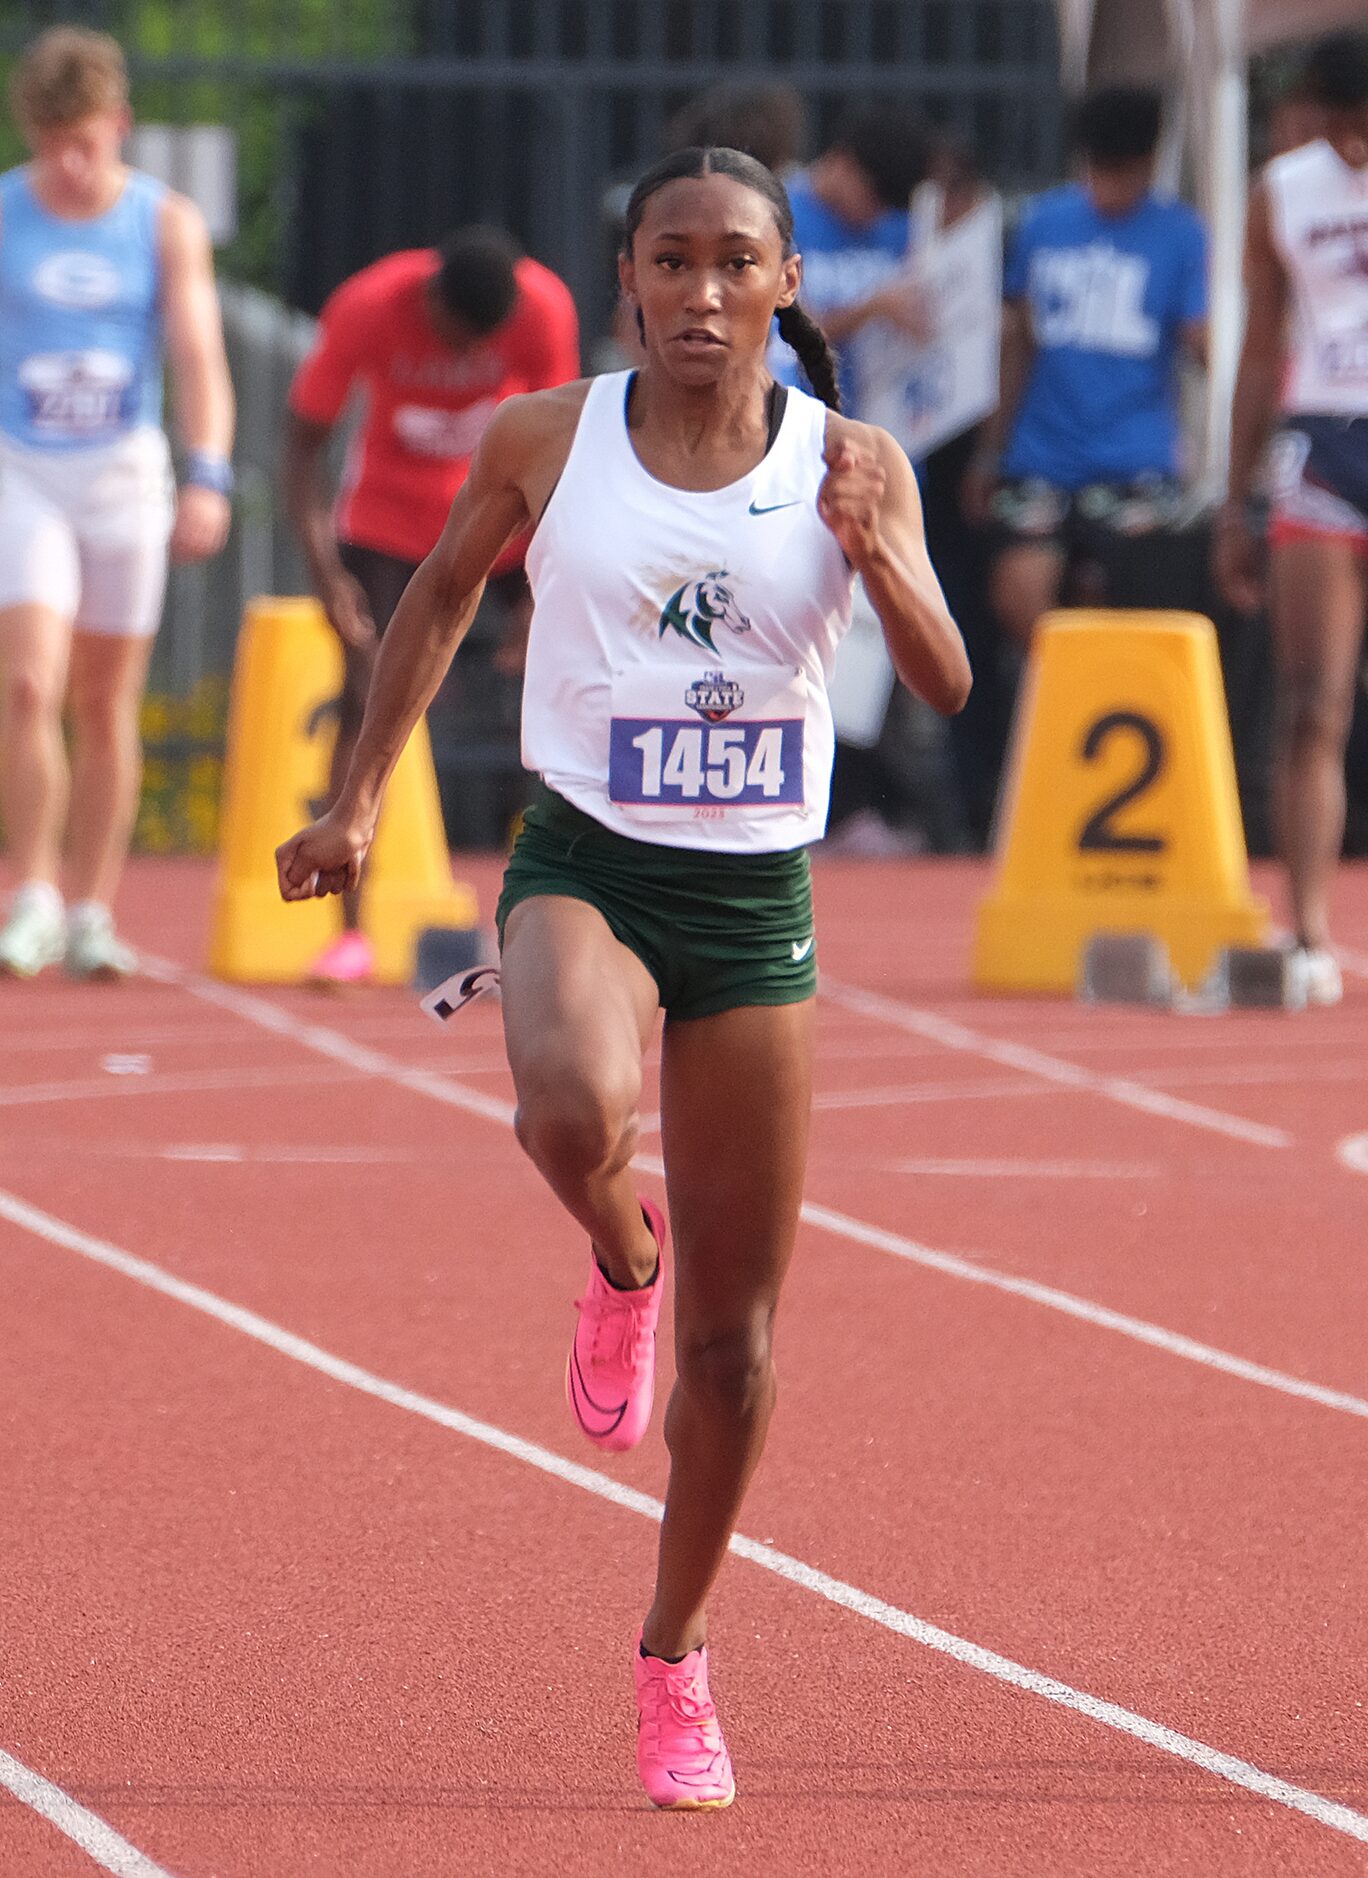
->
[[608, 664, 805, 811], [18, 349, 135, 440]]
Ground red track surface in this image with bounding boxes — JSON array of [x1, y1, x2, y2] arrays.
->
[[3, 855, 1368, 1876]]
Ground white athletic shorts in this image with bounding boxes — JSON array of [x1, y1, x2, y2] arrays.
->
[[0, 425, 175, 637]]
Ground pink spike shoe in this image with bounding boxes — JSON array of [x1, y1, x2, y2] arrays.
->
[[634, 1634, 736, 1810], [306, 929, 375, 989], [565, 1197, 665, 1452]]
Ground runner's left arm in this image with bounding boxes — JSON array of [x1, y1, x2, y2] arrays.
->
[[160, 192, 235, 562], [818, 421, 971, 717]]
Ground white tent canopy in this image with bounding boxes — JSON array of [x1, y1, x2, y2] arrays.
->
[[1053, 0, 1365, 493]]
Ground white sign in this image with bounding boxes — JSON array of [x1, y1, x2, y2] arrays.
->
[[855, 194, 1003, 461], [127, 124, 238, 246]]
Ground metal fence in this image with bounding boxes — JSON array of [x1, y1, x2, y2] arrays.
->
[[3, 1, 1063, 320], [2, 1, 1065, 848]]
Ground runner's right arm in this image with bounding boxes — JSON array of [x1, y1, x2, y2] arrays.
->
[[1214, 182, 1288, 613], [276, 388, 579, 900]]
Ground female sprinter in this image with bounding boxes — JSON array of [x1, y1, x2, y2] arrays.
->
[[277, 147, 969, 1811]]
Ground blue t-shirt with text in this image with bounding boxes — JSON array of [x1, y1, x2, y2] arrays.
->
[[1002, 185, 1208, 487]]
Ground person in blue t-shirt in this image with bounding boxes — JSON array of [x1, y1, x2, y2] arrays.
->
[[963, 86, 1209, 646], [777, 104, 935, 416]]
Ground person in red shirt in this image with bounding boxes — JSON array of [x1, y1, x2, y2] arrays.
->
[[283, 224, 579, 984]]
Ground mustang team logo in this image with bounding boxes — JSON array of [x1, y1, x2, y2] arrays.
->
[[658, 571, 752, 652], [685, 671, 744, 723]]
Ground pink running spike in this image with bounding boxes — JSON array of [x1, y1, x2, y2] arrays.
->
[[306, 929, 376, 988], [633, 1633, 736, 1810], [564, 1197, 665, 1452]]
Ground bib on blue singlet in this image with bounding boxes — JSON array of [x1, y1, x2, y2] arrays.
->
[[608, 665, 806, 812], [18, 348, 136, 441]]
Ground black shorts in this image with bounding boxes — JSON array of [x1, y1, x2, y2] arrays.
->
[[333, 542, 529, 732], [1269, 416, 1368, 552], [990, 474, 1186, 554]]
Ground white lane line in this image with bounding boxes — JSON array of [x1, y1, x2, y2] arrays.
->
[[726, 1053, 1368, 1128], [790, 1198, 1368, 1423], [0, 1063, 361, 1110], [0, 1746, 175, 1878], [3, 1186, 1366, 1850], [636, 1076, 1053, 1135], [819, 976, 1293, 1150], [138, 959, 517, 1130], [1336, 1134, 1368, 1176], [1, 1022, 248, 1054], [880, 1159, 1160, 1180], [142, 953, 1368, 1425]]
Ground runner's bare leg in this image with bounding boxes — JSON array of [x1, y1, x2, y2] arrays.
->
[[501, 894, 662, 1287], [643, 997, 813, 1658], [0, 603, 72, 887], [1269, 538, 1368, 949], [65, 629, 156, 905]]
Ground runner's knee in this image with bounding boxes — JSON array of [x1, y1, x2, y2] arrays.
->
[[2, 665, 63, 727], [67, 681, 139, 749], [675, 1318, 775, 1419], [513, 1063, 640, 1183], [1277, 673, 1356, 757]]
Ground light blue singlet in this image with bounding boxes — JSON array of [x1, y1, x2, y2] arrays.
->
[[0, 165, 166, 450]]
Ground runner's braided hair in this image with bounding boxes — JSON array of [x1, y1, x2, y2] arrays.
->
[[621, 146, 842, 413]]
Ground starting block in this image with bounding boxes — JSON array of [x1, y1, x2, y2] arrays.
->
[[974, 611, 1269, 993], [1078, 932, 1177, 1006], [414, 923, 495, 993], [1216, 946, 1308, 1012], [209, 597, 479, 985]]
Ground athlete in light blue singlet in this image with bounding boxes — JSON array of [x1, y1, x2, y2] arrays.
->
[[0, 26, 234, 981], [0, 164, 166, 449]]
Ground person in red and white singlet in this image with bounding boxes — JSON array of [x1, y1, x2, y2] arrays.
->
[[1217, 32, 1368, 1005], [282, 226, 579, 984]]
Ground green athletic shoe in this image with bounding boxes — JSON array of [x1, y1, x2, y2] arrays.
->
[[0, 886, 67, 978], [65, 904, 138, 981]]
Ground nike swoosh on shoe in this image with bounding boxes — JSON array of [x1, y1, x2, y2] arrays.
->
[[567, 1340, 628, 1438]]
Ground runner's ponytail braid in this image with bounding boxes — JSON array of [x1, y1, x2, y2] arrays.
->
[[775, 303, 841, 412]]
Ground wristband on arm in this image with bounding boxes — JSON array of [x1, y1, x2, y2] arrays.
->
[[182, 450, 235, 498]]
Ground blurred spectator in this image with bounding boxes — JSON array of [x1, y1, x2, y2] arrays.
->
[[1214, 31, 1368, 1005], [963, 86, 1209, 647], [282, 225, 579, 984], [1265, 75, 1326, 160], [663, 82, 806, 177], [0, 26, 233, 981], [773, 106, 951, 853], [916, 135, 1016, 846], [779, 103, 937, 413]]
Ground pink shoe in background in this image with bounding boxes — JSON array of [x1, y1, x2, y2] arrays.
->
[[307, 929, 376, 989], [565, 1197, 665, 1451], [633, 1635, 736, 1810]]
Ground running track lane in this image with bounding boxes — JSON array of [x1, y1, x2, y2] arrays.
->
[[0, 860, 1360, 1870], [2, 1190, 1367, 1876]]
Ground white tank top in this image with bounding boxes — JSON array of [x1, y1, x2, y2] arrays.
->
[[522, 370, 856, 852], [1266, 139, 1368, 416]]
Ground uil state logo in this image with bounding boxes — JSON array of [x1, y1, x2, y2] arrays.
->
[[658, 571, 752, 652], [685, 671, 745, 723]]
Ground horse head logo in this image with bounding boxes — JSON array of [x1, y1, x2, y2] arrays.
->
[[658, 570, 752, 653]]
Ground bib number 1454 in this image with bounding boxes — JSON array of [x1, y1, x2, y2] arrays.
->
[[609, 718, 803, 807]]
